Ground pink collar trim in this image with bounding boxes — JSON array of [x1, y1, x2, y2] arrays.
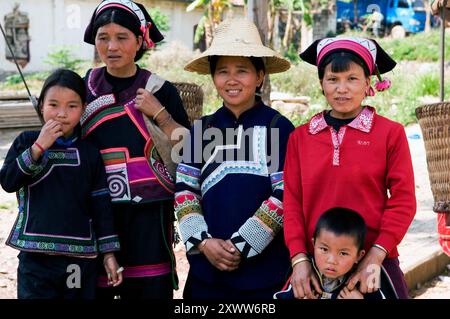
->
[[308, 106, 375, 134]]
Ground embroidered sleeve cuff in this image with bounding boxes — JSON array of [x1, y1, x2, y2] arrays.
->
[[176, 164, 201, 191], [270, 172, 284, 193], [230, 197, 284, 259], [178, 212, 210, 252], [255, 197, 284, 234], [16, 148, 49, 176], [231, 217, 275, 259], [175, 190, 209, 253], [98, 235, 120, 253], [174, 190, 202, 220]]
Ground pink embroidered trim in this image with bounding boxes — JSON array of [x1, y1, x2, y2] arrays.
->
[[124, 100, 150, 140], [348, 106, 375, 133], [122, 263, 171, 278], [308, 106, 375, 135], [330, 126, 347, 166], [97, 262, 171, 287], [309, 112, 328, 134], [317, 39, 375, 74]]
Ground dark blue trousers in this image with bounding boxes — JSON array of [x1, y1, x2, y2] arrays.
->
[[17, 251, 98, 299]]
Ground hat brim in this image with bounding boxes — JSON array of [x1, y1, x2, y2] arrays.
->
[[185, 44, 291, 74], [299, 38, 396, 74]]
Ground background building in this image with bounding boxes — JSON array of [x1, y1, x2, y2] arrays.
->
[[0, 0, 243, 73]]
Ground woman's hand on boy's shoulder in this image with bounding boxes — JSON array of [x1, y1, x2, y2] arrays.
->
[[290, 254, 322, 299], [346, 247, 386, 294]]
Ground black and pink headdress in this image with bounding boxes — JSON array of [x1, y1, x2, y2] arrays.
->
[[84, 0, 164, 49], [300, 37, 396, 96]]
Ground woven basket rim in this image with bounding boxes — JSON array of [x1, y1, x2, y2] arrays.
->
[[416, 102, 450, 119]]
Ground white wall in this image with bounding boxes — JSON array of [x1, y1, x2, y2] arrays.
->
[[144, 0, 204, 50], [0, 0, 244, 73], [0, 0, 98, 72]]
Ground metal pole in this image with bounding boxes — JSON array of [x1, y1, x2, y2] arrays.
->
[[0, 22, 43, 123], [440, 1, 447, 102]]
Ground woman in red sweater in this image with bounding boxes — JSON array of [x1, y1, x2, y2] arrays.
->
[[283, 37, 416, 299]]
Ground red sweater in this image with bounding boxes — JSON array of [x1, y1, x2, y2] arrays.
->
[[283, 107, 416, 258]]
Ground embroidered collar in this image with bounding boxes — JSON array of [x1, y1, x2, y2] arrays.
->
[[308, 106, 375, 135], [87, 66, 151, 104]]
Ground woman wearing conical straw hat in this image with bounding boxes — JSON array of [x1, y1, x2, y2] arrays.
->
[[175, 18, 295, 299]]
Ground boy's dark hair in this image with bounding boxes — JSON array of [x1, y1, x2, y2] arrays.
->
[[38, 69, 86, 109], [313, 207, 367, 251], [209, 56, 266, 93], [318, 51, 370, 80], [93, 8, 145, 61]]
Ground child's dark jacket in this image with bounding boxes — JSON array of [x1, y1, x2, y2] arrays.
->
[[0, 129, 120, 257]]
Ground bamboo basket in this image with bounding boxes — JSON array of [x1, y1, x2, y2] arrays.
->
[[173, 82, 203, 125], [415, 102, 450, 212]]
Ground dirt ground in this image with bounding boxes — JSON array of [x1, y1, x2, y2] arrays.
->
[[0, 124, 448, 299], [411, 265, 450, 299]]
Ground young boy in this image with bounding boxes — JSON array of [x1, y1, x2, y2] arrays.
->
[[275, 207, 398, 299]]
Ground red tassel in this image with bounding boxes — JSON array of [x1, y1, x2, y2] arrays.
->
[[375, 78, 391, 92], [367, 86, 375, 97], [141, 22, 154, 49]]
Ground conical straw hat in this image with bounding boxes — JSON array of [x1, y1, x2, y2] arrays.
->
[[185, 18, 290, 74]]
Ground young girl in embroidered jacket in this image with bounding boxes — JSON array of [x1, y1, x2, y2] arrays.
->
[[283, 37, 416, 299], [82, 0, 190, 299], [0, 69, 122, 299]]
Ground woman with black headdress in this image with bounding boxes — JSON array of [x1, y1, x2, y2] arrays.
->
[[82, 0, 190, 299], [283, 37, 416, 299]]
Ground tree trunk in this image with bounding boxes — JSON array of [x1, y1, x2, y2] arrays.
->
[[252, 1, 271, 105], [204, 19, 214, 48], [282, 8, 293, 49], [205, 2, 215, 48], [300, 14, 311, 52], [424, 0, 431, 32], [268, 0, 276, 48]]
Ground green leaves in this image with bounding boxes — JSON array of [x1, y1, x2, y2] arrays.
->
[[148, 7, 170, 33], [194, 16, 207, 44], [43, 45, 86, 72]]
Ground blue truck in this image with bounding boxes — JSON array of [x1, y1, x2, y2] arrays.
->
[[336, 0, 426, 36]]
